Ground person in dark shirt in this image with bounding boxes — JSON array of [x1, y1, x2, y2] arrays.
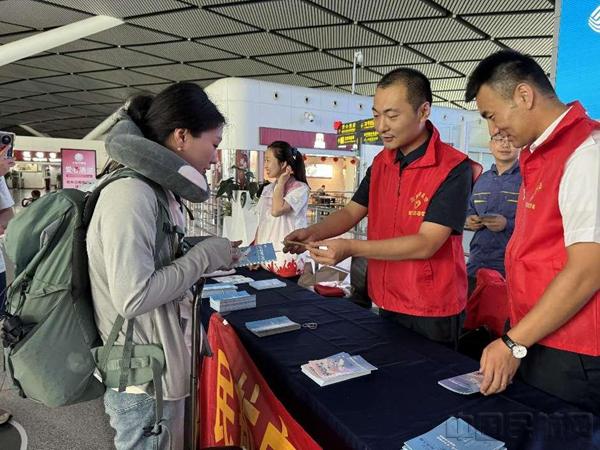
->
[[466, 133, 521, 294], [285, 68, 472, 347]]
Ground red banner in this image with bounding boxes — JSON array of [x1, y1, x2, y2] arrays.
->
[[200, 314, 321, 450]]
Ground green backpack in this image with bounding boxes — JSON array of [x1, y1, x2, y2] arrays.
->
[[2, 168, 176, 435]]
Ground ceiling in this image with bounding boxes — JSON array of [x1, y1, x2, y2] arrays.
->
[[0, 0, 555, 139]]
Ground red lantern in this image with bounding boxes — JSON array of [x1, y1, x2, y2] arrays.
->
[[350, 159, 356, 164], [333, 120, 343, 131], [320, 156, 327, 162], [333, 157, 339, 162]]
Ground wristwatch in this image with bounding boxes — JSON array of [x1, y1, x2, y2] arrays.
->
[[501, 334, 528, 359]]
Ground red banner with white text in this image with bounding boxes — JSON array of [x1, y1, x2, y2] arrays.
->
[[199, 314, 321, 450]]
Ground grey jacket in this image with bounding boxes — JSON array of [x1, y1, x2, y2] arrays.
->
[[87, 177, 232, 400]]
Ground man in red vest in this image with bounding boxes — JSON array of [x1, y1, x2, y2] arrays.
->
[[285, 68, 472, 347], [466, 50, 600, 414]]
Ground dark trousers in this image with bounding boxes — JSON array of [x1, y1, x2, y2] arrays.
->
[[0, 271, 6, 316], [379, 309, 465, 350], [467, 275, 477, 298], [519, 344, 600, 415]]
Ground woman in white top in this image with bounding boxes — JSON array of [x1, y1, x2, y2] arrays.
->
[[255, 141, 310, 277]]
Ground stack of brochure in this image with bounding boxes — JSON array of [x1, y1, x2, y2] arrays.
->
[[201, 283, 237, 299], [245, 316, 301, 337], [209, 290, 256, 312], [438, 370, 484, 395], [249, 279, 287, 290], [403, 416, 505, 450], [301, 352, 377, 387], [233, 243, 277, 268]]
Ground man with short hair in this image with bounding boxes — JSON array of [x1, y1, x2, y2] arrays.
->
[[466, 50, 600, 414], [285, 68, 472, 347], [465, 133, 521, 294]]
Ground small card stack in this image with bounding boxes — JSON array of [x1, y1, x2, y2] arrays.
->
[[233, 243, 277, 268], [301, 352, 377, 387], [249, 279, 287, 290], [209, 290, 256, 312], [403, 416, 505, 450], [438, 370, 484, 395], [245, 316, 301, 337], [201, 283, 237, 299]]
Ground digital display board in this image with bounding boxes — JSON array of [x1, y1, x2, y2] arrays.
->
[[555, 1, 600, 118]]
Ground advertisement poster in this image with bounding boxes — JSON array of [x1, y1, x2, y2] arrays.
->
[[61, 148, 97, 190]]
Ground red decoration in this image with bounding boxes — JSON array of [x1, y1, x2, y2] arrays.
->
[[350, 159, 356, 164], [320, 156, 327, 162], [333, 157, 339, 162], [333, 120, 343, 131]]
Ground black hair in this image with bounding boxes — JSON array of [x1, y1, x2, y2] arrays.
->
[[465, 50, 556, 102], [127, 82, 225, 145], [267, 140, 307, 183], [377, 67, 432, 110]]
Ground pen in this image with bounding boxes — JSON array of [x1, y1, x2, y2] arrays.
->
[[282, 240, 328, 250]]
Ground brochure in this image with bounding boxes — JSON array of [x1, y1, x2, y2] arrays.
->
[[438, 371, 484, 395], [301, 352, 377, 387], [233, 243, 277, 268], [245, 315, 301, 337], [403, 416, 505, 450], [249, 279, 287, 290]]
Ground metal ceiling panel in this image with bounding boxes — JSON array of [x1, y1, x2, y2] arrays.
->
[[310, 0, 444, 21], [432, 100, 461, 109], [435, 90, 469, 102], [74, 102, 123, 115], [430, 77, 468, 91], [54, 128, 95, 138], [36, 74, 120, 91], [5, 110, 55, 124], [0, 0, 90, 29], [70, 47, 171, 68], [20, 54, 114, 73], [249, 73, 325, 88], [43, 0, 189, 18], [534, 56, 552, 73], [87, 87, 143, 101], [85, 69, 168, 85], [49, 39, 112, 54], [303, 68, 381, 86], [130, 8, 257, 39], [451, 100, 477, 110], [0, 21, 33, 35], [0, 30, 38, 44], [497, 37, 553, 56], [209, 0, 345, 30], [179, 0, 255, 6], [192, 59, 285, 77], [0, 64, 63, 82], [317, 86, 351, 94], [199, 32, 311, 56], [0, 79, 75, 95], [463, 12, 553, 39], [409, 40, 504, 62], [279, 24, 394, 49], [45, 105, 104, 117], [86, 24, 176, 46], [327, 45, 430, 66], [369, 63, 462, 79], [133, 64, 221, 81], [132, 41, 238, 62], [434, 0, 552, 15], [444, 60, 481, 77], [133, 83, 174, 93], [339, 82, 377, 96], [13, 93, 72, 107], [0, 98, 57, 115], [366, 18, 483, 44], [56, 90, 123, 105], [257, 51, 351, 73]]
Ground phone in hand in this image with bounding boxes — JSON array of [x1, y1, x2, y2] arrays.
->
[[0, 131, 15, 159]]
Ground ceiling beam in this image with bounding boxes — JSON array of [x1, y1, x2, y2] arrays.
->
[[18, 124, 49, 137], [0, 15, 123, 67]]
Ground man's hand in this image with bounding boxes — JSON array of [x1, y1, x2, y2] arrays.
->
[[283, 228, 319, 254], [308, 239, 353, 266], [481, 214, 507, 232], [479, 338, 521, 395], [465, 215, 484, 231]]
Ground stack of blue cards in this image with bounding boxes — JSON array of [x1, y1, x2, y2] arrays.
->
[[209, 290, 256, 312]]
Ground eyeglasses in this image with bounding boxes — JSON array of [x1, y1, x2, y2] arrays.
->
[[490, 134, 509, 143]]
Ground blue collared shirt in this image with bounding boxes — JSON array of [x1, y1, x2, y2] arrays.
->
[[467, 161, 522, 277]]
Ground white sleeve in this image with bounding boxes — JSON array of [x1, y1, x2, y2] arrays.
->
[[0, 178, 14, 210], [559, 131, 600, 246], [284, 184, 309, 214]]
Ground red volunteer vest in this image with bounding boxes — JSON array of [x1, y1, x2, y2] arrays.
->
[[367, 122, 468, 316], [505, 102, 600, 355]]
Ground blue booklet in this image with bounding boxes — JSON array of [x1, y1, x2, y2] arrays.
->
[[438, 371, 484, 395], [209, 290, 256, 312], [233, 243, 277, 268], [249, 279, 287, 290], [403, 417, 505, 450], [245, 316, 300, 337]]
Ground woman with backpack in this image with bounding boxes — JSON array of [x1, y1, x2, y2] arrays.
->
[[87, 82, 240, 450]]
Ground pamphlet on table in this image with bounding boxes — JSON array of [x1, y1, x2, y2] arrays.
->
[[301, 352, 377, 386]]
